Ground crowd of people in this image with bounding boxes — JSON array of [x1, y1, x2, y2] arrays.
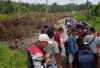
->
[[27, 15, 100, 68], [64, 16, 100, 68]]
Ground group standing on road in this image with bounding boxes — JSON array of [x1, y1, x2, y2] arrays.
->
[[64, 16, 100, 68], [27, 15, 100, 68]]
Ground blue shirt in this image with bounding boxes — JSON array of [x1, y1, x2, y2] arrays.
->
[[68, 34, 77, 54], [69, 19, 73, 25]]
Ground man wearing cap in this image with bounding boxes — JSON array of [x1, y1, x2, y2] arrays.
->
[[68, 28, 78, 68], [84, 27, 100, 67], [27, 34, 51, 68]]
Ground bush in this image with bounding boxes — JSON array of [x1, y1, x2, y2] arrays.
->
[[73, 11, 100, 31], [0, 43, 27, 68], [0, 12, 60, 41]]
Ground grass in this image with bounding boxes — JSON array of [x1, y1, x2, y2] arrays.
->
[[0, 43, 27, 68], [0, 14, 13, 20], [73, 11, 100, 32]]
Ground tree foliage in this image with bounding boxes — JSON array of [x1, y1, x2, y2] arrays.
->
[[1, 0, 13, 14], [91, 2, 100, 17], [49, 2, 94, 13], [0, 0, 95, 14]]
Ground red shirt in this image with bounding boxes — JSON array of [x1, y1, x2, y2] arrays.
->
[[54, 32, 62, 52]]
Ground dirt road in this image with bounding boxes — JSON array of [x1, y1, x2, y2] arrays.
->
[[60, 24, 69, 68]]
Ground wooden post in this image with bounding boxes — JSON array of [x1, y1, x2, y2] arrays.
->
[[46, 0, 48, 13], [87, 0, 89, 19]]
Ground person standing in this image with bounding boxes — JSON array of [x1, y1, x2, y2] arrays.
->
[[44, 28, 62, 68], [68, 28, 78, 68], [54, 27, 64, 52], [27, 34, 51, 68], [41, 25, 49, 34], [73, 38, 95, 68], [84, 27, 100, 67], [69, 18, 73, 25]]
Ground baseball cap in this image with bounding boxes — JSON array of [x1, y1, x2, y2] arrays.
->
[[90, 27, 95, 33], [71, 28, 78, 32], [76, 24, 84, 29], [38, 34, 49, 42]]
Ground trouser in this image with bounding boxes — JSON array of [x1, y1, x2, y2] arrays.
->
[[68, 54, 74, 64], [47, 64, 57, 68]]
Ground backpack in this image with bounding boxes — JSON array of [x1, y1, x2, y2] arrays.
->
[[78, 50, 95, 68], [27, 50, 34, 68]]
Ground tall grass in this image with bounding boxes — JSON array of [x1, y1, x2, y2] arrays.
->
[[0, 43, 27, 68]]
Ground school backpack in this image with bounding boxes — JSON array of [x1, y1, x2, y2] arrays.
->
[[78, 50, 95, 68], [77, 35, 96, 68]]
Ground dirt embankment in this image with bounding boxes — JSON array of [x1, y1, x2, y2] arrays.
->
[[0, 13, 63, 49]]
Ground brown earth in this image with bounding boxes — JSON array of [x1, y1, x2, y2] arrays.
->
[[0, 13, 64, 41]]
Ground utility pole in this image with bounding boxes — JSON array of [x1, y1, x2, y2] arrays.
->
[[70, 0, 74, 12], [69, 0, 74, 16], [87, 0, 89, 19], [76, 0, 78, 5], [19, 0, 21, 3], [13, 0, 15, 2], [75, 0, 78, 12], [46, 0, 48, 13]]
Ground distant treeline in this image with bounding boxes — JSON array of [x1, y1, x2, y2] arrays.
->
[[91, 2, 100, 17], [0, 0, 96, 14]]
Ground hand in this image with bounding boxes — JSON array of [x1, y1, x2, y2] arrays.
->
[[59, 48, 62, 52], [58, 64, 62, 68], [46, 58, 51, 65], [45, 53, 51, 58]]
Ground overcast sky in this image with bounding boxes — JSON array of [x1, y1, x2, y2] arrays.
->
[[12, 0, 100, 5]]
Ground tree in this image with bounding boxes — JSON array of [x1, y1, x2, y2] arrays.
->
[[91, 2, 100, 17], [51, 2, 58, 13], [2, 0, 13, 14]]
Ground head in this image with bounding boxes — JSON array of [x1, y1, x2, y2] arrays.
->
[[76, 24, 84, 31], [89, 27, 95, 34], [43, 25, 49, 32], [82, 22, 89, 29], [71, 28, 78, 36], [47, 27, 54, 38], [57, 27, 63, 34], [76, 37, 84, 48], [38, 34, 49, 48], [97, 32, 100, 37]]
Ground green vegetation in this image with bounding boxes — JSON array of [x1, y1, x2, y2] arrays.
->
[[0, 43, 27, 68], [73, 12, 100, 31], [0, 0, 94, 14], [73, 3, 100, 31], [0, 0, 95, 20], [0, 0, 100, 68], [49, 2, 94, 13]]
